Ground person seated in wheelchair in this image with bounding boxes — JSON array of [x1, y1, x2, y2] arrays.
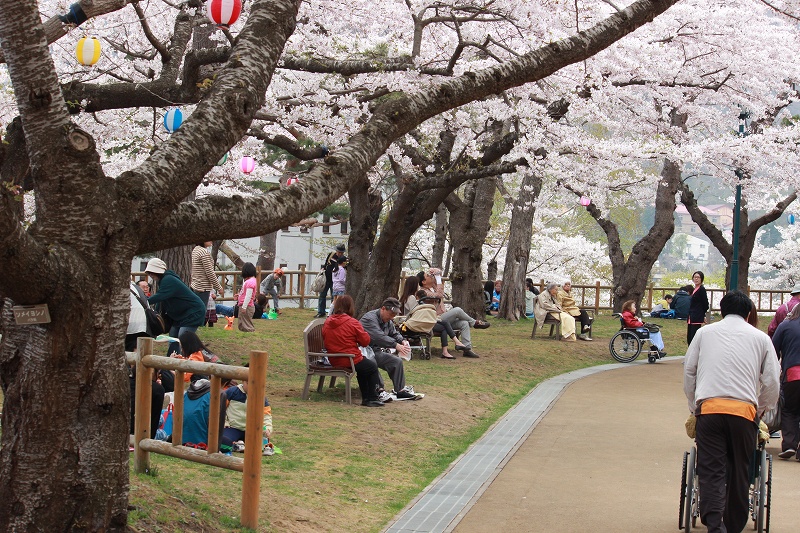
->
[[621, 300, 666, 357]]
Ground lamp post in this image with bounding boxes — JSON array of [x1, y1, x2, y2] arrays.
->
[[729, 110, 749, 291]]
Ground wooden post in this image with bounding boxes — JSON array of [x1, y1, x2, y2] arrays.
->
[[134, 336, 154, 473], [207, 375, 222, 453], [172, 371, 185, 447], [241, 350, 269, 529], [594, 281, 601, 313], [299, 265, 306, 309]]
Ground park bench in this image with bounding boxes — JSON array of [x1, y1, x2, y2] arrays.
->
[[302, 318, 356, 404], [531, 311, 594, 340]]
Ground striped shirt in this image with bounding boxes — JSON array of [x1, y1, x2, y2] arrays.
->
[[190, 246, 222, 293]]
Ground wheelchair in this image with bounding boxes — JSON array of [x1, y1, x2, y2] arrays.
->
[[679, 441, 772, 532], [398, 324, 432, 360], [609, 313, 665, 364]]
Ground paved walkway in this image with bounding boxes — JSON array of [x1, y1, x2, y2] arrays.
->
[[384, 357, 800, 532]]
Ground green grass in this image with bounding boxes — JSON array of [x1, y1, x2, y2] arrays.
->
[[1, 310, 709, 531]]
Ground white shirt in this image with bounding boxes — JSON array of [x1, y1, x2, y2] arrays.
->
[[684, 314, 780, 416]]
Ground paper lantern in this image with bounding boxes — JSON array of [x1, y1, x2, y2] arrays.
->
[[163, 108, 183, 133], [240, 156, 255, 175], [579, 196, 591, 207], [286, 176, 300, 185], [207, 0, 242, 27], [789, 214, 796, 225], [76, 37, 101, 66], [216, 152, 229, 166]]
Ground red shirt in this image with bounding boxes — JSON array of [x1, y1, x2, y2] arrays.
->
[[622, 310, 644, 329], [321, 313, 371, 368]]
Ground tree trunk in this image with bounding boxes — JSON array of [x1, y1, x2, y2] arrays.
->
[[431, 204, 449, 268], [584, 158, 680, 311], [257, 232, 277, 271], [448, 179, 497, 318], [160, 245, 193, 284], [346, 177, 383, 309], [487, 260, 498, 282], [218, 241, 244, 269], [0, 269, 131, 531], [679, 183, 797, 291], [498, 172, 543, 320]]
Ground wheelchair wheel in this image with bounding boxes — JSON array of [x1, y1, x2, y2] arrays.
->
[[609, 330, 642, 363], [683, 447, 698, 531], [679, 451, 688, 529], [754, 449, 771, 533]]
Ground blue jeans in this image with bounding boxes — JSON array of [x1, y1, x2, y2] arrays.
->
[[216, 304, 235, 317], [317, 282, 332, 314], [168, 324, 198, 357]]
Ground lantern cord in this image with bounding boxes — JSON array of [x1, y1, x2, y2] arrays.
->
[[59, 3, 89, 26]]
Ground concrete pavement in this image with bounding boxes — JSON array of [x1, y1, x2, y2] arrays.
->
[[385, 357, 800, 532]]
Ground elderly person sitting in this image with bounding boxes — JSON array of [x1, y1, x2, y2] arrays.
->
[[534, 282, 577, 341], [557, 281, 593, 341]]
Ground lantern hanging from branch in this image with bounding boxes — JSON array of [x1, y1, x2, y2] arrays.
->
[[207, 0, 242, 28], [162, 108, 183, 133], [75, 36, 101, 66], [216, 152, 229, 166], [579, 196, 591, 207], [240, 156, 255, 175], [788, 214, 795, 225], [286, 176, 300, 185]]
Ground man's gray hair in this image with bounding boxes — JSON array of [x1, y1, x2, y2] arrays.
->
[[546, 282, 559, 291]]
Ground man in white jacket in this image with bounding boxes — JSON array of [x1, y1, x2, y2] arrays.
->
[[684, 290, 780, 533]]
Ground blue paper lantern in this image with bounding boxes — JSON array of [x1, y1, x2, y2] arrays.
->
[[789, 214, 795, 225], [163, 108, 183, 133]]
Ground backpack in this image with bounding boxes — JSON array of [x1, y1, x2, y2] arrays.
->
[[311, 270, 326, 294], [403, 304, 439, 333]]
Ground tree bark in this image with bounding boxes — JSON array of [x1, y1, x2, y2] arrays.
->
[[581, 158, 681, 311], [257, 232, 277, 271], [447, 179, 497, 319], [345, 176, 383, 307], [497, 171, 544, 320], [431, 204, 449, 269]]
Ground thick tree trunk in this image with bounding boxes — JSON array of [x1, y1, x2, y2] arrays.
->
[[257, 232, 277, 271], [431, 204, 449, 268], [486, 260, 498, 282], [0, 268, 131, 531], [498, 172, 543, 320], [346, 177, 383, 310], [448, 179, 497, 318], [160, 245, 193, 283], [584, 158, 680, 311]]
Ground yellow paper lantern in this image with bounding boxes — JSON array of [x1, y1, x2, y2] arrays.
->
[[76, 37, 101, 66]]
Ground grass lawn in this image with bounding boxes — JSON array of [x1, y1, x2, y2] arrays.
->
[[2, 311, 706, 531]]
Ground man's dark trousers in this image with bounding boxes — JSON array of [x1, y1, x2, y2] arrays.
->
[[696, 413, 757, 533]]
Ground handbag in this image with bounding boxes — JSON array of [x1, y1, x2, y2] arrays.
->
[[131, 287, 168, 337], [311, 270, 326, 294]]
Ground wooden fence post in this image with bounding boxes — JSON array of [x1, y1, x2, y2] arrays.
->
[[299, 265, 306, 309], [172, 372, 185, 447], [241, 350, 269, 529], [594, 281, 601, 313], [207, 375, 222, 454], [134, 336, 154, 473]]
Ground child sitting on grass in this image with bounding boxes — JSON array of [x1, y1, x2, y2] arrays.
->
[[223, 371, 274, 456]]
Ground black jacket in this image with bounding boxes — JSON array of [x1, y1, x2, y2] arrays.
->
[[671, 290, 691, 319], [688, 285, 709, 323]]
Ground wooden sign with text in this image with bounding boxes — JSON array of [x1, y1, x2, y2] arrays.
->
[[12, 304, 51, 325]]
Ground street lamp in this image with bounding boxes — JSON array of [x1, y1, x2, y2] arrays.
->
[[729, 109, 749, 291]]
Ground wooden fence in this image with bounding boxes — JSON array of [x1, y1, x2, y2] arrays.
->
[[131, 269, 793, 314], [127, 337, 268, 529]]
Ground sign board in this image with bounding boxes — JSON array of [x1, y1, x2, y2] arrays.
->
[[12, 304, 51, 325]]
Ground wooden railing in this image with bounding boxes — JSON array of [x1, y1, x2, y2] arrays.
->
[[131, 270, 793, 314], [127, 337, 268, 529]]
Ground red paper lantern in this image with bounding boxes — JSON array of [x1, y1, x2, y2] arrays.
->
[[206, 0, 242, 27], [286, 176, 300, 186]]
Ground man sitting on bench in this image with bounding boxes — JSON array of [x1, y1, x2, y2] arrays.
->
[[360, 298, 422, 401]]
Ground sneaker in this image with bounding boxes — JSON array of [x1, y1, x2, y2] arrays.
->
[[378, 390, 394, 403], [232, 440, 245, 453], [262, 443, 275, 456], [395, 389, 417, 400], [577, 333, 589, 341], [399, 385, 415, 395], [473, 320, 491, 329], [361, 400, 385, 407], [778, 448, 796, 459], [583, 324, 592, 331], [314, 312, 327, 318], [658, 350, 667, 357]]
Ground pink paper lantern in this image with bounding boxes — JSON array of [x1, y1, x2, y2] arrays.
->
[[579, 196, 591, 207], [207, 0, 242, 27], [240, 156, 255, 175]]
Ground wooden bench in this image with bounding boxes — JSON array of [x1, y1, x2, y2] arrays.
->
[[302, 318, 356, 404], [531, 313, 562, 339], [531, 310, 594, 340]]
